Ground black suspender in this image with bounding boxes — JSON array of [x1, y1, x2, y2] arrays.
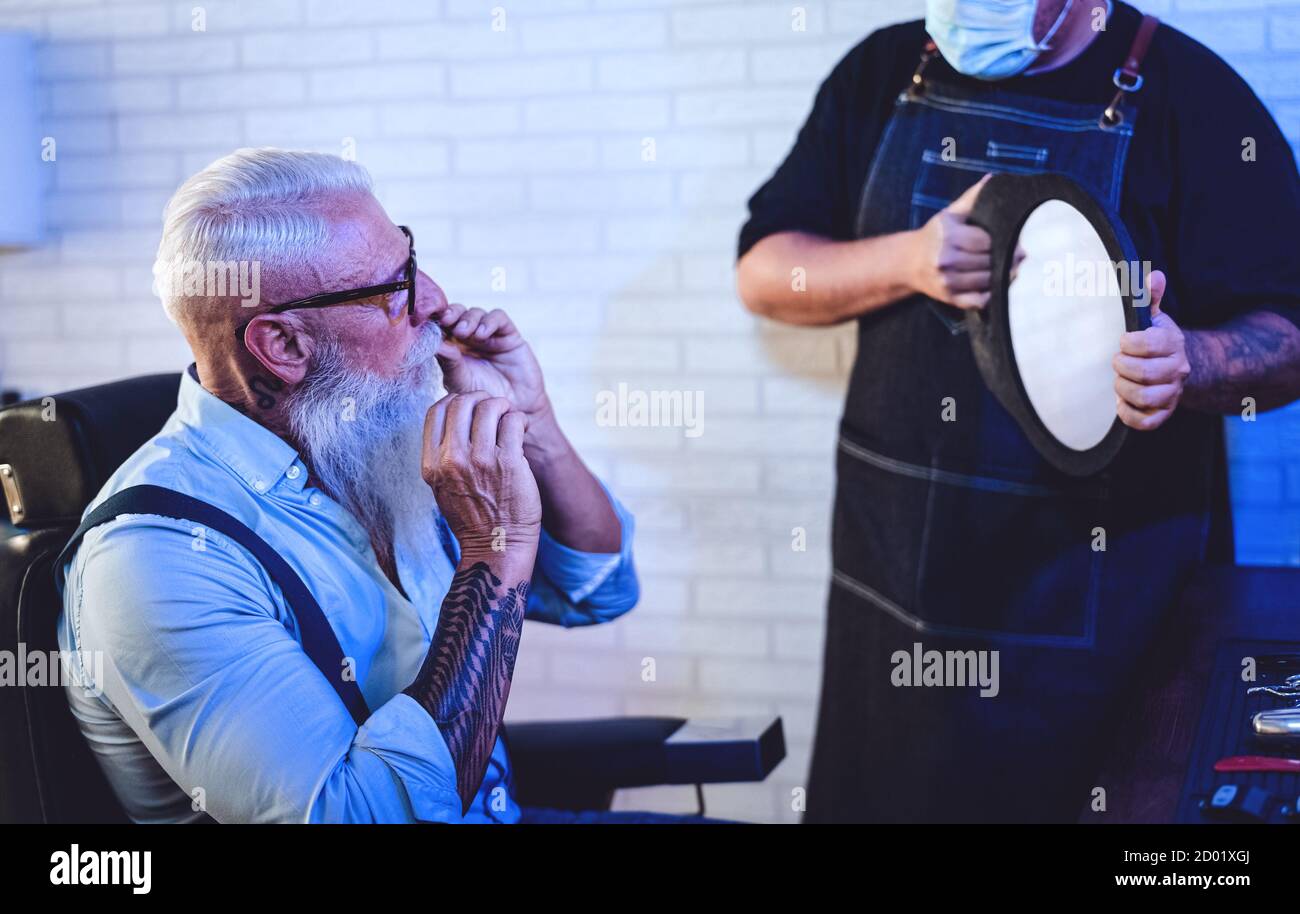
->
[[55, 484, 371, 726]]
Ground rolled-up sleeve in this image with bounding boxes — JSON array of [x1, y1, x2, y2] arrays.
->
[[67, 516, 462, 824], [525, 483, 639, 627], [349, 693, 464, 822]]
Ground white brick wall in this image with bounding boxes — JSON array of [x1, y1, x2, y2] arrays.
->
[[1, 0, 1298, 823]]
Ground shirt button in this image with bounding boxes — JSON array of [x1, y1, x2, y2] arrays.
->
[[287, 466, 301, 480], [309, 493, 323, 507], [253, 479, 267, 493]]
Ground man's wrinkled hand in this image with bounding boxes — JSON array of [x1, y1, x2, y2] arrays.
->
[[433, 304, 551, 425]]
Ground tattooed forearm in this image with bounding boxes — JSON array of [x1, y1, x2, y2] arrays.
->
[[1182, 312, 1300, 414], [403, 560, 528, 813]]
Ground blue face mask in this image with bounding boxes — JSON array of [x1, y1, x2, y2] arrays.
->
[[926, 0, 1074, 80]]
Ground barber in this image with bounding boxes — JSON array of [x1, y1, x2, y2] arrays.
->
[[737, 0, 1300, 821]]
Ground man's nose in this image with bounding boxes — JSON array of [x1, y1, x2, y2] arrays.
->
[[412, 270, 447, 326]]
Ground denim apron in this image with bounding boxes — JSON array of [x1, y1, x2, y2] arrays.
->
[[806, 32, 1210, 822]]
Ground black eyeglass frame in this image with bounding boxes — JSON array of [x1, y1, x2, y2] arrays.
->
[[234, 225, 416, 341]]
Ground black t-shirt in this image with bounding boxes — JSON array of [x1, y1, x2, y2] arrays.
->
[[738, 1, 1300, 333]]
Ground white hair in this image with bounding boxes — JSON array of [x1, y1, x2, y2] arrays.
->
[[153, 147, 373, 324]]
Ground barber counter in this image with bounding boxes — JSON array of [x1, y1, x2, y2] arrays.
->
[[1093, 565, 1300, 824]]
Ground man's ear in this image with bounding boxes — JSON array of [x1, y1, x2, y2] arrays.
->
[[242, 313, 313, 386]]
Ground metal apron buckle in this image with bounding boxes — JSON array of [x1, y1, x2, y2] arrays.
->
[[1099, 13, 1160, 128], [907, 40, 939, 99], [1101, 68, 1143, 128]]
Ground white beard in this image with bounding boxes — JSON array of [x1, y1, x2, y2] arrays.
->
[[283, 324, 444, 576]]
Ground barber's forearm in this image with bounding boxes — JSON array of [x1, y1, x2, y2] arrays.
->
[[1182, 311, 1300, 413], [520, 401, 621, 553], [402, 550, 533, 813], [735, 230, 919, 326]]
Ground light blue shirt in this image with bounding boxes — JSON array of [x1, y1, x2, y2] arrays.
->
[[57, 365, 638, 823]]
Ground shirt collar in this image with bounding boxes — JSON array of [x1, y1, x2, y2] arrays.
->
[[176, 363, 308, 496]]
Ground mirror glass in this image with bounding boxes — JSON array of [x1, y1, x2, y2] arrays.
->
[[1007, 199, 1126, 452]]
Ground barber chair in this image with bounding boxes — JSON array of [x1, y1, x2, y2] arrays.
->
[[0, 373, 784, 823]]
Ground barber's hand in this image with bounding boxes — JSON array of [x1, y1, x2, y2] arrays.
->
[[909, 174, 995, 310], [433, 304, 550, 422], [422, 391, 542, 560], [1113, 270, 1187, 431]]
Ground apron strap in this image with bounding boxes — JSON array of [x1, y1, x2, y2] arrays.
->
[[908, 39, 939, 98], [1102, 13, 1160, 127]]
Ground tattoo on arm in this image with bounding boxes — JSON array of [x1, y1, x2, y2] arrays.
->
[[403, 561, 527, 813], [1183, 312, 1300, 414]]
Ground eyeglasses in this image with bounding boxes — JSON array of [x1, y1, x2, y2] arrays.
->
[[235, 225, 416, 342]]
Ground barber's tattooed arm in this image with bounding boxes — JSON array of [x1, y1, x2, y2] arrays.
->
[[1116, 274, 1300, 431], [1183, 312, 1300, 414], [403, 560, 529, 812]]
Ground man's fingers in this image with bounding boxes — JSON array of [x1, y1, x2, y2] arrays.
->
[[438, 349, 482, 397], [935, 248, 990, 271], [443, 391, 493, 449], [1117, 398, 1174, 432], [942, 270, 991, 294], [1119, 326, 1179, 357], [422, 395, 455, 484], [1115, 376, 1181, 411], [947, 221, 992, 253], [1113, 352, 1185, 384], [436, 301, 466, 331], [425, 395, 452, 450], [469, 396, 511, 461], [473, 309, 508, 339], [451, 307, 488, 340], [950, 290, 990, 310], [945, 174, 992, 217], [437, 305, 524, 351], [435, 340, 475, 394], [436, 337, 463, 363], [497, 410, 526, 455], [1146, 269, 1167, 317]]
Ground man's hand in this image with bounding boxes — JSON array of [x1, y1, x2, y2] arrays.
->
[[1113, 270, 1190, 431], [422, 390, 542, 559], [431, 314, 622, 556], [433, 304, 551, 424], [410, 391, 541, 813], [908, 174, 995, 310]]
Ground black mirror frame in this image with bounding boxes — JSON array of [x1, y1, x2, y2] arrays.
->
[[965, 173, 1153, 478]]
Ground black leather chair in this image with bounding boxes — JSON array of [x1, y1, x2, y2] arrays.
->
[[0, 373, 784, 823]]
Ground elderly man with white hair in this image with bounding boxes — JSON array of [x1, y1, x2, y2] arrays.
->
[[55, 148, 646, 824]]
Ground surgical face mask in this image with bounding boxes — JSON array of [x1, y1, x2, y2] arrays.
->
[[926, 0, 1073, 80]]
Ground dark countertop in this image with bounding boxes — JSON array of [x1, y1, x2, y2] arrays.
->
[[1090, 564, 1300, 822]]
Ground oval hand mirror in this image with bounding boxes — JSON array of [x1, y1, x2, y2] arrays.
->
[[966, 173, 1152, 477]]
